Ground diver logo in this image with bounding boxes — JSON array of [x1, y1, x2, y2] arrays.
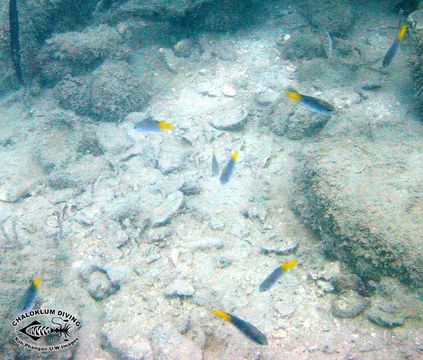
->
[[12, 309, 81, 352]]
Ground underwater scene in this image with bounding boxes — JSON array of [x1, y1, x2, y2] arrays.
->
[[0, 0, 422, 359]]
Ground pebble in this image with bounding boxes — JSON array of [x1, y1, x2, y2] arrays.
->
[[209, 220, 225, 230], [103, 265, 130, 287], [210, 106, 249, 131], [317, 280, 335, 293], [254, 88, 280, 106], [102, 329, 153, 360], [221, 84, 238, 97], [241, 206, 267, 223], [152, 191, 184, 227], [157, 150, 186, 175], [275, 302, 297, 318], [216, 256, 232, 268], [173, 39, 194, 58], [331, 290, 370, 318], [261, 238, 298, 256], [87, 270, 119, 301], [186, 238, 224, 251], [164, 280, 195, 298], [146, 254, 161, 264], [147, 227, 172, 243], [331, 274, 366, 294]]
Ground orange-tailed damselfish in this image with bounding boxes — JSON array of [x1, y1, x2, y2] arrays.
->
[[19, 277, 42, 313], [382, 24, 408, 68], [259, 260, 298, 292], [285, 88, 335, 115], [212, 310, 268, 345]]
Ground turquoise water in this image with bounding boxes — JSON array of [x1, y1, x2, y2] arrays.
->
[[0, 1, 422, 359]]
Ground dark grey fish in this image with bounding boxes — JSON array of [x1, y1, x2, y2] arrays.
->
[[9, 0, 24, 84]]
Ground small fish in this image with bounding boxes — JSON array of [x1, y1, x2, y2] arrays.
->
[[9, 0, 24, 84], [19, 278, 42, 313], [211, 148, 220, 177], [134, 117, 175, 133], [361, 84, 382, 91], [382, 24, 408, 68], [285, 89, 335, 115], [219, 151, 239, 184], [259, 260, 298, 292], [211, 310, 268, 345]]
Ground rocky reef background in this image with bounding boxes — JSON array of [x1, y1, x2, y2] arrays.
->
[[0, 0, 422, 359]]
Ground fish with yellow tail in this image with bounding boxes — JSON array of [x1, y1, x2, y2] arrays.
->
[[211, 310, 268, 345], [382, 24, 408, 68], [259, 260, 298, 292], [134, 117, 175, 133], [285, 88, 335, 115], [19, 278, 42, 314], [219, 151, 239, 184]]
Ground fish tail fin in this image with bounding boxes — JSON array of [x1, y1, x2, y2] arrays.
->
[[231, 151, 239, 161], [397, 24, 408, 41], [158, 121, 175, 131], [211, 309, 232, 322], [285, 88, 302, 102], [33, 278, 42, 288], [281, 260, 298, 271]]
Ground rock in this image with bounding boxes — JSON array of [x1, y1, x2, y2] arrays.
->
[[241, 206, 267, 223], [186, 238, 224, 251], [221, 84, 238, 97], [263, 99, 330, 139], [159, 48, 183, 73], [261, 238, 299, 256], [292, 131, 423, 286], [103, 265, 130, 287], [331, 290, 370, 318], [152, 191, 184, 227], [331, 274, 366, 294], [216, 256, 232, 268], [102, 328, 153, 360], [77, 131, 105, 156], [55, 77, 93, 115], [189, 0, 258, 33], [147, 227, 172, 244], [210, 105, 249, 131], [164, 280, 195, 298], [173, 39, 194, 58], [89, 61, 150, 122], [317, 280, 335, 293], [254, 89, 280, 106], [87, 270, 119, 301], [47, 156, 111, 190], [38, 24, 126, 85], [146, 254, 161, 264], [286, 108, 330, 140], [367, 302, 406, 328], [179, 180, 202, 196], [279, 31, 326, 60], [275, 302, 297, 318], [297, 59, 356, 90], [157, 148, 187, 175], [96, 124, 135, 155], [150, 323, 202, 360], [298, 0, 354, 37]]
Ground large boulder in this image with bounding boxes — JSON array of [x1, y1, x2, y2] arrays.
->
[[292, 125, 423, 287]]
